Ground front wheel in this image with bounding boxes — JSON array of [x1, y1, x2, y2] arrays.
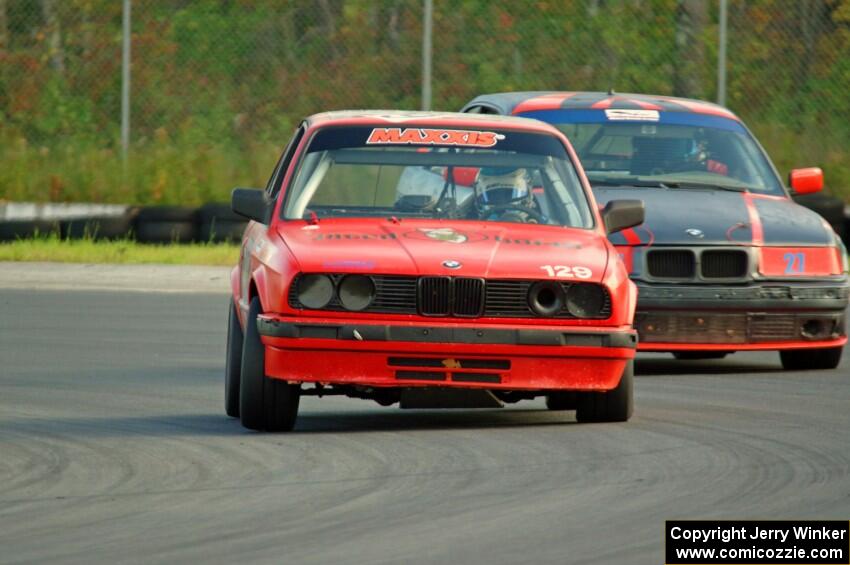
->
[[779, 346, 843, 370], [224, 300, 243, 418], [239, 297, 301, 431], [576, 360, 634, 423]]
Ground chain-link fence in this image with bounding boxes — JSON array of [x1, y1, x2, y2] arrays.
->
[[1, 0, 849, 205]]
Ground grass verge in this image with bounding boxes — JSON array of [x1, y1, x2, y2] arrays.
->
[[0, 235, 239, 266]]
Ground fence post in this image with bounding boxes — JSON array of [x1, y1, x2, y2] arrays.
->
[[421, 0, 433, 111], [121, 0, 131, 164], [717, 0, 727, 106]]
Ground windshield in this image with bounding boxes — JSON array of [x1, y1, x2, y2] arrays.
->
[[517, 109, 785, 195], [282, 125, 594, 228]]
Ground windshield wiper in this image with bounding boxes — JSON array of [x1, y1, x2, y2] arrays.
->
[[662, 181, 749, 193], [588, 177, 671, 189], [589, 177, 749, 192]]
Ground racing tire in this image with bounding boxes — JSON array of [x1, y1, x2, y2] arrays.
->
[[239, 297, 300, 431], [545, 391, 577, 411], [198, 202, 243, 224], [61, 216, 133, 240], [134, 220, 197, 243], [673, 351, 729, 360], [779, 346, 843, 371], [199, 220, 247, 243], [136, 206, 198, 223], [576, 360, 633, 423], [225, 300, 243, 418]]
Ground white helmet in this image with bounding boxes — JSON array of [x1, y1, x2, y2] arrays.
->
[[474, 167, 530, 207]]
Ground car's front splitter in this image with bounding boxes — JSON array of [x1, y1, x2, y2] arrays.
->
[[257, 316, 635, 391]]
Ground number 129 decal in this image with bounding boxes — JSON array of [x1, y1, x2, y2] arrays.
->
[[540, 265, 592, 279]]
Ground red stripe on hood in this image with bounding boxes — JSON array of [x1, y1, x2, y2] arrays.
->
[[513, 93, 576, 114], [741, 192, 764, 245]]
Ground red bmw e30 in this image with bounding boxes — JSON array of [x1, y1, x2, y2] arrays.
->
[[226, 111, 644, 431]]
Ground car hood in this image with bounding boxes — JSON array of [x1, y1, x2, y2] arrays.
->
[[277, 219, 610, 282], [594, 187, 834, 246]]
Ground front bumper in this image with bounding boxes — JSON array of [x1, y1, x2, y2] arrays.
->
[[634, 280, 848, 350], [257, 315, 636, 391]]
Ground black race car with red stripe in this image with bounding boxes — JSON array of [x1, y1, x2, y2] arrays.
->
[[462, 92, 849, 369]]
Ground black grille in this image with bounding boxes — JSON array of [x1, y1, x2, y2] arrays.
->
[[484, 280, 533, 317], [372, 276, 418, 312], [418, 277, 452, 316], [453, 278, 485, 317], [701, 250, 748, 278], [647, 250, 695, 279]]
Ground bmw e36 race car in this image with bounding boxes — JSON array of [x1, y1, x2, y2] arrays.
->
[[462, 92, 849, 369], [226, 110, 645, 431]]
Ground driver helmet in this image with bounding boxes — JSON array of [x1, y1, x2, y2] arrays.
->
[[474, 167, 530, 207]]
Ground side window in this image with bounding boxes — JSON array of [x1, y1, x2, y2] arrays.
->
[[266, 124, 306, 198], [464, 105, 499, 115]]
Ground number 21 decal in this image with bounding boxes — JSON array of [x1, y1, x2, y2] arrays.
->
[[540, 265, 592, 279], [783, 252, 806, 274]]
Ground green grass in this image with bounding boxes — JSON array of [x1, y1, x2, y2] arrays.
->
[[0, 234, 239, 266]]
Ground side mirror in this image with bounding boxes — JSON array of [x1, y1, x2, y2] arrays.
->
[[601, 199, 645, 235], [231, 188, 271, 223], [789, 167, 823, 195]]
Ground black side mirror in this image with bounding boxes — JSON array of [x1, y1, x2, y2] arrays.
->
[[231, 188, 271, 223], [601, 199, 645, 234]]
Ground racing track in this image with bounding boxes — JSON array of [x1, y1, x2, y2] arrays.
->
[[1, 286, 849, 564]]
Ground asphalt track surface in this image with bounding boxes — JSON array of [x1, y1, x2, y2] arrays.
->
[[2, 286, 849, 564]]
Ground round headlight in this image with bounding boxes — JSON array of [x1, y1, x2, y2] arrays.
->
[[338, 274, 376, 311], [297, 274, 334, 309], [565, 284, 606, 318], [527, 281, 565, 317]]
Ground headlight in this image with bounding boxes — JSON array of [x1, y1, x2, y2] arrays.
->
[[338, 274, 376, 311], [297, 274, 334, 309], [565, 283, 607, 318], [527, 281, 565, 316]]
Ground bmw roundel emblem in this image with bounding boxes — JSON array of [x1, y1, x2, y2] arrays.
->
[[685, 228, 705, 239], [442, 260, 462, 269]]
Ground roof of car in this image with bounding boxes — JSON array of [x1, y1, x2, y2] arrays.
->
[[304, 109, 561, 132], [462, 91, 740, 121]]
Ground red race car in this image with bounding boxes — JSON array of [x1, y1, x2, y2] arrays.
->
[[226, 111, 645, 431]]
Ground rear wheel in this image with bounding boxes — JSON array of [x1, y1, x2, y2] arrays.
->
[[779, 346, 842, 370], [576, 360, 634, 423], [239, 297, 301, 431], [673, 351, 729, 360], [224, 300, 243, 418]]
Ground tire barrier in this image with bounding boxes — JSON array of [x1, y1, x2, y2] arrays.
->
[[0, 203, 247, 243], [133, 206, 198, 243], [62, 211, 137, 240], [197, 203, 247, 243], [0, 200, 845, 246]]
